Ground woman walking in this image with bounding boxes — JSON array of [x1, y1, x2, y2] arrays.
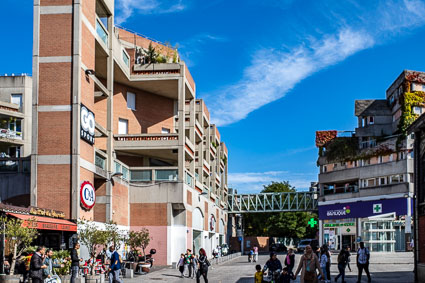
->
[[196, 248, 210, 283], [320, 249, 329, 283], [335, 247, 349, 283], [293, 245, 324, 283], [284, 248, 295, 274]]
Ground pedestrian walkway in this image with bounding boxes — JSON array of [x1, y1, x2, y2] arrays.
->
[[123, 252, 413, 283]]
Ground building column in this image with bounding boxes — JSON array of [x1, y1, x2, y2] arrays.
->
[[319, 219, 323, 246], [177, 77, 185, 182]]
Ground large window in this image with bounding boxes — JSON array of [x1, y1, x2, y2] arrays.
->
[[127, 92, 136, 110], [118, 118, 128, 135], [11, 94, 22, 109], [122, 49, 130, 67]]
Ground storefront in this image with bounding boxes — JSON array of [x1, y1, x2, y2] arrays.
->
[[319, 197, 412, 252], [0, 204, 77, 250]]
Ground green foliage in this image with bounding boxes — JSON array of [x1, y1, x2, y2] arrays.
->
[[104, 221, 126, 249], [143, 43, 158, 64], [398, 91, 425, 137], [52, 250, 71, 275], [1, 216, 38, 275], [126, 229, 151, 258], [243, 182, 317, 239], [324, 137, 358, 162], [77, 220, 107, 257], [156, 55, 167, 63]]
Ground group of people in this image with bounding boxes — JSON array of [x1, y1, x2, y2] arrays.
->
[[177, 248, 210, 283], [254, 242, 371, 283], [27, 243, 124, 283]]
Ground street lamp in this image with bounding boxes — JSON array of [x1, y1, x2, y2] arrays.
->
[[198, 192, 208, 201], [107, 172, 124, 185]]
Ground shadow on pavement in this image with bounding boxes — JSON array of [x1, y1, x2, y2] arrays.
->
[[235, 277, 254, 283], [161, 274, 186, 278], [333, 271, 413, 282]]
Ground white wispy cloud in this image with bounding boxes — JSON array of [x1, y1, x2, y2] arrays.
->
[[115, 0, 186, 25], [205, 0, 425, 126], [178, 34, 227, 67], [228, 171, 317, 194]]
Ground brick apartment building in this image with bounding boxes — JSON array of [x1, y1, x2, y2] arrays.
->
[[315, 70, 425, 252], [31, 0, 229, 265]]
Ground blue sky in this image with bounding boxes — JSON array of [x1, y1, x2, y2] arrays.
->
[[2, 0, 425, 193]]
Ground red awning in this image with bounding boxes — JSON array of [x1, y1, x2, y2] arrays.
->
[[7, 213, 77, 232]]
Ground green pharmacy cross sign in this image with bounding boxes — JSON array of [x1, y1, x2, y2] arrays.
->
[[308, 218, 318, 228]]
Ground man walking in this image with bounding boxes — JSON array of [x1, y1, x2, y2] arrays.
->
[[29, 246, 47, 283], [357, 242, 371, 283], [109, 246, 123, 283], [184, 249, 193, 278], [71, 242, 82, 283], [44, 249, 63, 279]]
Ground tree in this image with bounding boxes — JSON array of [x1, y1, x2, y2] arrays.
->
[[78, 220, 108, 274], [104, 221, 126, 249], [143, 43, 158, 64], [243, 181, 318, 239], [2, 216, 38, 275], [126, 229, 151, 259]]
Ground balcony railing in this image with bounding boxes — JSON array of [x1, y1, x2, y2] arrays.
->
[[130, 167, 178, 182], [323, 185, 359, 195], [0, 129, 22, 140], [95, 154, 106, 170], [0, 158, 30, 173], [114, 160, 129, 180], [360, 140, 377, 149], [186, 171, 193, 187], [115, 134, 178, 141]]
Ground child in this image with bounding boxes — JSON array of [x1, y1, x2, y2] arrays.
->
[[254, 264, 263, 283], [177, 253, 185, 278], [320, 250, 329, 283], [278, 267, 292, 283]]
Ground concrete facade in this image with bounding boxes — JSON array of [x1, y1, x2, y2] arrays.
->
[[31, 0, 229, 266], [316, 70, 424, 252]]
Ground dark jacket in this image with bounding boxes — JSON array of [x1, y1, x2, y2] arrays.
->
[[264, 259, 283, 272], [29, 253, 44, 279], [284, 254, 295, 269], [109, 251, 121, 271], [198, 255, 210, 273], [71, 249, 80, 267]]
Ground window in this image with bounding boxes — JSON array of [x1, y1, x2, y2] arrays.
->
[[389, 95, 394, 105], [11, 94, 22, 109], [398, 86, 403, 95], [389, 154, 393, 162], [122, 49, 130, 67], [413, 106, 423, 115], [369, 116, 374, 125], [367, 179, 375, 187], [161, 127, 170, 133], [118, 118, 128, 134], [323, 165, 327, 173], [380, 177, 386, 185], [390, 175, 400, 184], [378, 156, 383, 164], [127, 92, 136, 110]]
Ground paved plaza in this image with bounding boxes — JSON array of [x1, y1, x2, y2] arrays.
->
[[127, 252, 414, 283]]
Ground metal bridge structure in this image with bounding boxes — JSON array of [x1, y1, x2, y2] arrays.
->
[[227, 191, 318, 213]]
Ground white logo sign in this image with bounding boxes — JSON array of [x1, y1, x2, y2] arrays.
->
[[373, 203, 382, 214], [80, 181, 96, 210], [81, 105, 95, 144]]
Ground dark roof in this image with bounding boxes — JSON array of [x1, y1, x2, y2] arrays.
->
[[355, 100, 391, 116]]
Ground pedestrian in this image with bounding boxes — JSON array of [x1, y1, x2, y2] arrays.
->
[[108, 246, 123, 283], [254, 264, 263, 283], [278, 267, 292, 283], [43, 249, 63, 280], [335, 246, 349, 283], [196, 248, 210, 283], [346, 247, 352, 272], [356, 242, 371, 283], [320, 249, 329, 283], [70, 242, 82, 283], [293, 245, 324, 283], [29, 246, 47, 283], [284, 248, 295, 274], [177, 254, 185, 278], [323, 245, 331, 282], [253, 245, 259, 262], [191, 254, 198, 279], [184, 249, 193, 278]]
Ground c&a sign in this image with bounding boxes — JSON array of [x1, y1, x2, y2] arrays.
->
[[80, 181, 96, 210]]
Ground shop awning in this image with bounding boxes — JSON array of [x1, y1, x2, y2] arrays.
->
[[7, 213, 77, 232]]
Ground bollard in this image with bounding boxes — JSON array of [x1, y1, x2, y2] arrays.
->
[[125, 269, 134, 278]]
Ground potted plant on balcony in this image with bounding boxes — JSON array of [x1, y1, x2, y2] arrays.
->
[[0, 216, 38, 283]]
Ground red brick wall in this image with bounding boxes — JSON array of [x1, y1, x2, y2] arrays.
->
[[204, 202, 208, 231], [187, 210, 192, 228], [38, 63, 72, 105], [130, 203, 168, 226], [39, 14, 72, 57], [113, 83, 174, 134], [37, 164, 71, 218], [38, 112, 71, 155], [187, 191, 192, 206], [112, 182, 129, 226], [40, 0, 72, 5]]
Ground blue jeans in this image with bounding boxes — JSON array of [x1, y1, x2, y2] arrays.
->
[[109, 269, 123, 283], [335, 263, 346, 282], [71, 266, 79, 283], [321, 266, 327, 281]]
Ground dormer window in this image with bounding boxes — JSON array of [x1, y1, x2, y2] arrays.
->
[[368, 116, 374, 125]]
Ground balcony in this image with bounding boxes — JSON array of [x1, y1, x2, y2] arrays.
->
[[0, 101, 24, 118], [185, 137, 195, 159], [130, 167, 178, 182], [114, 133, 179, 150], [202, 159, 210, 175], [323, 185, 359, 195], [0, 158, 30, 173], [0, 128, 23, 145]]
